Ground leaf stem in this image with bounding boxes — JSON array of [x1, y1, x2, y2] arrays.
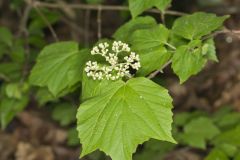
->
[[165, 42, 176, 50], [148, 60, 172, 79]]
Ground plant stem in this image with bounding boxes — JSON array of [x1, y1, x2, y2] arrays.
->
[[31, 1, 187, 16], [148, 60, 172, 79]]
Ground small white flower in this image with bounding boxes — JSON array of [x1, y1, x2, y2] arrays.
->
[[85, 41, 141, 81]]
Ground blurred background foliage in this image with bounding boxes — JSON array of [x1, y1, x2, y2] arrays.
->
[[0, 0, 240, 160]]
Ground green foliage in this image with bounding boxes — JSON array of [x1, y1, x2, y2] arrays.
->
[[202, 39, 218, 62], [5, 82, 29, 99], [0, 96, 29, 129], [205, 148, 228, 160], [67, 127, 80, 146], [179, 117, 220, 149], [10, 39, 26, 64], [212, 125, 240, 147], [81, 72, 114, 101], [35, 88, 57, 106], [52, 103, 77, 126], [130, 25, 172, 76], [171, 42, 207, 83], [172, 12, 229, 40], [235, 153, 240, 160], [29, 42, 89, 96], [134, 140, 175, 160], [217, 143, 238, 157], [77, 77, 175, 160], [128, 0, 171, 18], [0, 26, 14, 60], [113, 16, 157, 42], [0, 27, 13, 46], [0, 1, 232, 160], [173, 108, 240, 160], [29, 9, 60, 31]]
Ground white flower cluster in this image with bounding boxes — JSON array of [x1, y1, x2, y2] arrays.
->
[[85, 41, 141, 80]]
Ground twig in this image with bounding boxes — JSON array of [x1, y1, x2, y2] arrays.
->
[[84, 10, 91, 47], [97, 5, 102, 40], [61, 17, 85, 36], [18, 5, 32, 36], [148, 60, 172, 79], [18, 4, 32, 83], [161, 12, 166, 24], [32, 1, 187, 16], [203, 28, 240, 40], [33, 4, 59, 41]]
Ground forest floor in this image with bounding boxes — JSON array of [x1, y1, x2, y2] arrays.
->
[[0, 0, 240, 160]]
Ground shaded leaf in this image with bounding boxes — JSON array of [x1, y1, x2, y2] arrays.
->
[[205, 148, 228, 160], [180, 117, 220, 149], [212, 125, 240, 147], [52, 103, 77, 126], [35, 87, 57, 106], [129, 0, 171, 18], [0, 96, 29, 129], [67, 127, 80, 146], [0, 27, 13, 46], [29, 42, 89, 96], [0, 63, 22, 81], [172, 12, 229, 40]]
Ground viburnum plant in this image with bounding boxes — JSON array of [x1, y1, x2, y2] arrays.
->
[[5, 0, 231, 160]]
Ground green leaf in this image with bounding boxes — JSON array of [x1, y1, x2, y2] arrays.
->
[[77, 77, 175, 160], [212, 125, 240, 147], [171, 43, 207, 83], [172, 12, 229, 40], [35, 87, 57, 106], [128, 0, 171, 18], [29, 42, 89, 96], [113, 16, 157, 42], [235, 153, 240, 160], [0, 96, 29, 129], [212, 106, 233, 123], [67, 127, 80, 146], [10, 40, 26, 63], [174, 111, 210, 127], [217, 143, 238, 157], [130, 25, 172, 76], [0, 43, 8, 59], [204, 148, 228, 160], [81, 72, 114, 101], [174, 112, 192, 126], [52, 103, 77, 126], [216, 112, 240, 128], [0, 62, 22, 81], [134, 140, 175, 160], [5, 83, 22, 99], [0, 27, 13, 46], [10, 0, 25, 10], [180, 117, 220, 149], [202, 39, 218, 62]]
